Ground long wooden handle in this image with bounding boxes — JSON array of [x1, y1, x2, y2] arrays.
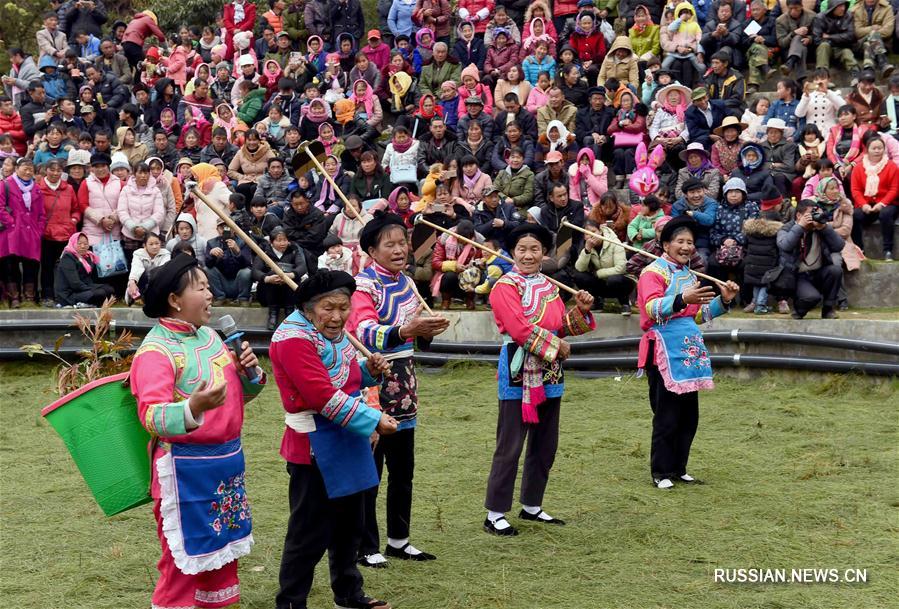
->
[[560, 219, 728, 289], [416, 218, 580, 296], [190, 186, 374, 358], [300, 142, 361, 218]]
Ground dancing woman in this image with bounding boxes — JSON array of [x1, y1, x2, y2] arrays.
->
[[271, 270, 398, 609], [346, 211, 450, 566], [130, 255, 265, 609], [484, 223, 596, 536], [636, 216, 739, 490]]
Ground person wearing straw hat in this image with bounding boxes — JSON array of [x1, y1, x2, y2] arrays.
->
[[346, 211, 450, 567], [759, 117, 799, 196], [130, 255, 266, 609], [483, 223, 595, 536], [648, 82, 690, 166], [710, 115, 747, 179], [270, 270, 397, 609], [636, 216, 739, 490], [675, 141, 722, 200]]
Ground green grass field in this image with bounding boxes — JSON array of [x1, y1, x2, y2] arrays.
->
[[1, 361, 897, 608]]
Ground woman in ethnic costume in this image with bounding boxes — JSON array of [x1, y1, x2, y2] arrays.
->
[[130, 255, 266, 609], [484, 223, 596, 537], [636, 216, 739, 490], [346, 211, 450, 567], [271, 270, 398, 609]]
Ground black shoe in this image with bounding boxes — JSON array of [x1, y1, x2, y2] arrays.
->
[[780, 59, 794, 76], [334, 595, 391, 609], [838, 301, 849, 311], [791, 311, 805, 320], [267, 306, 279, 331], [357, 553, 388, 568], [518, 509, 565, 525], [822, 307, 838, 319], [384, 543, 436, 561], [484, 517, 519, 536]]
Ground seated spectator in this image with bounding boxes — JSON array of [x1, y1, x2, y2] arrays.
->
[[431, 219, 483, 309], [731, 143, 776, 203], [851, 0, 895, 79], [660, 3, 704, 78], [521, 40, 556, 88], [318, 234, 354, 273], [526, 70, 553, 114], [776, 0, 814, 81], [794, 124, 826, 197], [255, 157, 292, 210], [382, 125, 420, 189], [776, 199, 846, 318], [568, 148, 609, 213], [599, 36, 639, 89], [205, 219, 252, 305], [246, 195, 281, 243], [675, 142, 722, 200], [473, 185, 522, 243], [483, 29, 520, 89], [283, 190, 328, 269], [587, 191, 630, 243], [166, 212, 207, 267], [493, 147, 535, 210], [228, 130, 275, 202], [627, 195, 665, 250], [490, 121, 535, 172], [607, 87, 647, 187], [254, 227, 308, 329], [685, 86, 727, 150], [711, 115, 747, 180], [846, 70, 886, 128], [493, 66, 531, 114], [452, 154, 492, 209], [671, 177, 718, 262], [310, 154, 351, 214], [350, 150, 393, 204], [456, 121, 494, 174], [648, 83, 690, 167], [569, 11, 607, 83], [704, 51, 746, 116], [126, 231, 171, 305], [328, 201, 372, 273], [813, 0, 860, 82], [54, 232, 115, 307], [849, 134, 899, 260], [760, 118, 799, 195]]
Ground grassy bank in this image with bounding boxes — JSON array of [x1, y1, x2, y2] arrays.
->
[[0, 361, 896, 608]]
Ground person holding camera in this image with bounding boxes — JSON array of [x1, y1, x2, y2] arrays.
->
[[205, 219, 253, 305], [776, 199, 846, 319], [849, 134, 899, 261]]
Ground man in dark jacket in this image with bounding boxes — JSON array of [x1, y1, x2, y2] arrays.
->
[[701, 2, 746, 68], [533, 151, 569, 208], [776, 199, 845, 319], [575, 86, 614, 159], [813, 0, 860, 82], [538, 182, 585, 286], [493, 92, 538, 141], [416, 116, 458, 175], [59, 0, 107, 37], [83, 64, 126, 109], [704, 51, 746, 116], [685, 87, 727, 149], [473, 186, 522, 243], [21, 82, 54, 138], [201, 127, 240, 166], [330, 0, 365, 45], [205, 219, 253, 305], [262, 79, 305, 126], [283, 190, 329, 270], [457, 96, 496, 141]]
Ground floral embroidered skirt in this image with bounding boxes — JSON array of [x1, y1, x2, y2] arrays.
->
[[379, 356, 418, 424]]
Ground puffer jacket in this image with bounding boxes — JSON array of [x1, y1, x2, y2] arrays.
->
[[117, 175, 165, 240], [484, 40, 521, 77], [80, 173, 123, 245], [670, 195, 718, 250], [228, 141, 276, 184], [255, 170, 293, 205], [575, 224, 627, 279], [457, 0, 496, 34], [568, 149, 609, 212], [812, 0, 856, 48], [0, 176, 47, 260], [742, 216, 782, 285], [569, 25, 607, 64], [661, 2, 702, 53], [493, 165, 535, 209], [38, 177, 80, 242], [710, 199, 760, 248]]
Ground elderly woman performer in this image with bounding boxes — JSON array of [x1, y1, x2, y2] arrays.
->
[[129, 255, 265, 609], [636, 217, 739, 491], [346, 211, 450, 567], [271, 270, 398, 609], [484, 223, 596, 537]]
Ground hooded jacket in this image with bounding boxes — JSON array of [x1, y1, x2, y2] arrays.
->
[[166, 211, 207, 266], [38, 56, 75, 101], [568, 148, 609, 212], [598, 36, 639, 85], [452, 29, 487, 72], [118, 175, 165, 240], [661, 2, 702, 53], [742, 216, 782, 285], [812, 0, 856, 47]]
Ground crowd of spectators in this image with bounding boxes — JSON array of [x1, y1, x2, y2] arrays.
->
[[2, 0, 898, 326]]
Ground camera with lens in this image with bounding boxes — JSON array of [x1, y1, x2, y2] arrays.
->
[[810, 204, 835, 224]]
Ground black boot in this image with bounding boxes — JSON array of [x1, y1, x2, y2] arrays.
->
[[267, 306, 279, 331]]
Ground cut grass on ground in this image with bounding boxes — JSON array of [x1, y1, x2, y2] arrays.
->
[[1, 361, 897, 608]]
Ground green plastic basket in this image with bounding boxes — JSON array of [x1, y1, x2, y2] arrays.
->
[[42, 372, 153, 516]]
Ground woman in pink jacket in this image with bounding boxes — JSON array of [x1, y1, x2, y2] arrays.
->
[[121, 11, 166, 72], [118, 162, 165, 263], [0, 158, 47, 307], [163, 36, 191, 93], [568, 148, 609, 213]]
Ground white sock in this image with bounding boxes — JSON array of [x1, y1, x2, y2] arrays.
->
[[487, 511, 511, 530], [364, 552, 387, 565], [387, 537, 422, 555], [521, 505, 541, 515], [656, 478, 674, 489]]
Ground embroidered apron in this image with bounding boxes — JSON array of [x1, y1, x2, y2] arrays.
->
[[648, 316, 714, 394]]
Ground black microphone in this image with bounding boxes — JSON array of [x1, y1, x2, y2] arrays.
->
[[219, 314, 259, 382]]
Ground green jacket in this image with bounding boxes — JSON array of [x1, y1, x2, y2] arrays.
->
[[574, 225, 626, 279], [419, 60, 462, 97], [283, 2, 309, 43], [627, 209, 664, 249], [237, 88, 266, 124], [493, 166, 535, 209]]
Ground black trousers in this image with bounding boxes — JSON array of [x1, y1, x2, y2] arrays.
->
[[122, 41, 144, 71], [40, 240, 66, 300], [613, 146, 638, 176], [360, 427, 415, 555], [259, 282, 295, 307], [439, 270, 463, 298], [276, 462, 367, 609], [484, 397, 561, 513], [852, 204, 899, 253], [571, 271, 632, 305], [794, 265, 842, 316], [647, 354, 699, 480]]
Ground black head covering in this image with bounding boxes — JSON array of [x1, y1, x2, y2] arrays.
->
[[296, 270, 356, 308], [659, 216, 698, 244], [359, 210, 406, 253], [505, 222, 553, 254], [142, 255, 200, 318]]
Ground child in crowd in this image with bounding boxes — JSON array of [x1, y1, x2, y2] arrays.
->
[[473, 238, 513, 296], [317, 234, 354, 272], [165, 212, 207, 266], [126, 232, 171, 305], [627, 195, 665, 250]]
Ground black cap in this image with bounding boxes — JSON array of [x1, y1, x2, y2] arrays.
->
[[295, 270, 356, 308], [344, 135, 364, 150], [142, 256, 200, 318], [859, 69, 877, 83], [659, 216, 698, 244], [587, 86, 607, 97], [682, 177, 705, 193], [505, 223, 553, 254], [90, 153, 112, 166], [359, 210, 407, 253]]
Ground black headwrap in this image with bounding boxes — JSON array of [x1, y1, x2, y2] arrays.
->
[[359, 210, 406, 253], [142, 255, 200, 318], [296, 270, 356, 308], [505, 222, 554, 254], [659, 216, 698, 244]]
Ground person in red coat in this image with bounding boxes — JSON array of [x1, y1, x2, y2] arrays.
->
[[849, 134, 899, 260], [121, 11, 166, 72], [568, 11, 607, 82], [38, 158, 80, 304], [457, 0, 495, 35], [224, 0, 258, 59], [0, 96, 27, 157], [0, 158, 47, 307]]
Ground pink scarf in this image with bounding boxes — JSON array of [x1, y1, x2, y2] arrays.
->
[[350, 79, 374, 115], [862, 153, 889, 198], [462, 168, 482, 191], [61, 232, 97, 274], [661, 91, 687, 122]]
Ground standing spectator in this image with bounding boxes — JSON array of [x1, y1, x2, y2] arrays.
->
[[776, 199, 845, 318], [118, 162, 165, 264], [260, 0, 287, 34], [304, 0, 331, 45], [763, 79, 803, 136], [121, 11, 165, 73], [59, 0, 106, 38], [849, 135, 899, 260], [37, 11, 69, 63], [389, 0, 417, 40], [223, 0, 257, 58], [708, 177, 759, 286], [776, 0, 815, 82], [813, 0, 860, 83], [458, 0, 496, 36], [414, 0, 453, 44], [95, 39, 131, 86], [78, 152, 121, 246], [331, 0, 366, 44], [0, 158, 46, 307], [38, 159, 79, 305], [3, 49, 41, 108], [852, 0, 895, 79], [205, 219, 253, 305], [741, 201, 784, 314]]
